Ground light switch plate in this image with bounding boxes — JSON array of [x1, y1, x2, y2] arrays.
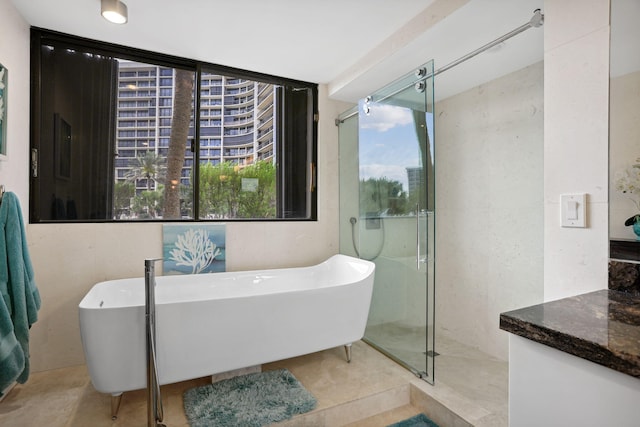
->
[[561, 193, 586, 228]]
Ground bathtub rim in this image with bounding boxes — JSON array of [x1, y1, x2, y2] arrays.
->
[[79, 253, 375, 309]]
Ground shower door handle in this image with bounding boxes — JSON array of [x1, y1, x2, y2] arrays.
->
[[416, 205, 428, 270], [416, 204, 421, 270]]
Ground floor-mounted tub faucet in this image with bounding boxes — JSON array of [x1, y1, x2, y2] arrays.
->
[[145, 258, 165, 427]]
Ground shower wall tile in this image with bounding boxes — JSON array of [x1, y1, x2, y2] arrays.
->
[[338, 110, 360, 257], [543, 28, 610, 204], [435, 62, 544, 360], [543, 0, 610, 301], [544, 0, 610, 52], [544, 202, 609, 302]]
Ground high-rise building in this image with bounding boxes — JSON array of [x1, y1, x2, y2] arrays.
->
[[406, 166, 424, 198], [115, 61, 276, 193]]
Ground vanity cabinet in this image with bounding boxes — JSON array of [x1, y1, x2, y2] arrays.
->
[[500, 290, 640, 427]]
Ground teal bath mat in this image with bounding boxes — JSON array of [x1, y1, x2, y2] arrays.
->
[[183, 368, 317, 427], [388, 413, 440, 427]]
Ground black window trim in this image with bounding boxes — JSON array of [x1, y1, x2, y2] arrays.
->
[[30, 27, 318, 223]]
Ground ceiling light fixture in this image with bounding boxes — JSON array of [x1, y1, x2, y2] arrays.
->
[[101, 0, 128, 24]]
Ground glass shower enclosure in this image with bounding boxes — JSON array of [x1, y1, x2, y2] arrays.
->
[[338, 61, 435, 382]]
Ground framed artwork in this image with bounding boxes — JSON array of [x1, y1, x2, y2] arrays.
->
[[0, 63, 7, 158], [54, 113, 71, 180], [162, 223, 226, 275]]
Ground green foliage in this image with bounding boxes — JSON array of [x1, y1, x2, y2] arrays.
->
[[179, 184, 193, 218], [132, 187, 164, 219], [237, 161, 276, 218], [359, 177, 411, 216], [199, 160, 276, 219], [113, 181, 135, 217]]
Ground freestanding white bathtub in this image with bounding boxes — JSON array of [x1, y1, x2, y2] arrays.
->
[[79, 254, 374, 407]]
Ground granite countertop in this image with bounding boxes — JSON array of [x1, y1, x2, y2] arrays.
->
[[500, 290, 640, 378]]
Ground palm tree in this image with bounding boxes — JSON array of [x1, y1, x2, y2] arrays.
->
[[125, 151, 166, 217], [164, 69, 195, 219], [126, 151, 166, 191]]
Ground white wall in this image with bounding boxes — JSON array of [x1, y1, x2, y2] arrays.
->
[[436, 62, 544, 360], [0, 0, 30, 207], [543, 0, 610, 301]]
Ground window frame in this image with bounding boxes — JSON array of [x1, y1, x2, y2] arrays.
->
[[29, 28, 318, 223]]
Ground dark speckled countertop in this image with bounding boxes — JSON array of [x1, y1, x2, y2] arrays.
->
[[500, 290, 640, 378]]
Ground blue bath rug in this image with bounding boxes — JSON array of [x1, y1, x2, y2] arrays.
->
[[183, 368, 317, 427], [388, 413, 440, 427]]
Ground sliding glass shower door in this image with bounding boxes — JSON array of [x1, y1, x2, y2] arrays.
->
[[339, 61, 435, 382]]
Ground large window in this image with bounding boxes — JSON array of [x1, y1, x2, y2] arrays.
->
[[29, 29, 317, 222]]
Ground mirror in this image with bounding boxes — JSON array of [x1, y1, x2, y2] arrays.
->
[[609, 0, 640, 276], [609, 0, 640, 246]]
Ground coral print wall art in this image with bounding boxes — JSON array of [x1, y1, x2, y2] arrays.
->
[[0, 63, 7, 157], [163, 223, 226, 275]]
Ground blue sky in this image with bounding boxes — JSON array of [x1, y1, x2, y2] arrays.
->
[[358, 102, 433, 191]]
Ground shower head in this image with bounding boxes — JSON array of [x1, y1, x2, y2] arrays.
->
[[350, 217, 357, 225]]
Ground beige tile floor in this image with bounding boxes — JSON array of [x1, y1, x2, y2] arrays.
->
[[365, 324, 509, 427], [0, 338, 507, 427]]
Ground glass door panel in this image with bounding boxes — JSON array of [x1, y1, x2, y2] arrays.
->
[[357, 61, 435, 382]]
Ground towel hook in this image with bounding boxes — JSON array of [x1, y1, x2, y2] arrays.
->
[[0, 185, 5, 202]]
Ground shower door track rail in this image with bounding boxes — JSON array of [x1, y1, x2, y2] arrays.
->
[[335, 9, 544, 124], [362, 338, 429, 381], [431, 8, 543, 81]]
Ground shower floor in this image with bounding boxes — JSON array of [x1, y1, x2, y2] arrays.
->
[[365, 322, 508, 427]]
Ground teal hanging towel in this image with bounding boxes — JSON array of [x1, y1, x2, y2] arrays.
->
[[0, 191, 41, 392]]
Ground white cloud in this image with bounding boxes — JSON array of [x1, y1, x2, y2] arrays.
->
[[360, 104, 413, 132]]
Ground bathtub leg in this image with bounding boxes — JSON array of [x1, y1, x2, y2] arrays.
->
[[111, 393, 123, 420], [344, 344, 352, 363]]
